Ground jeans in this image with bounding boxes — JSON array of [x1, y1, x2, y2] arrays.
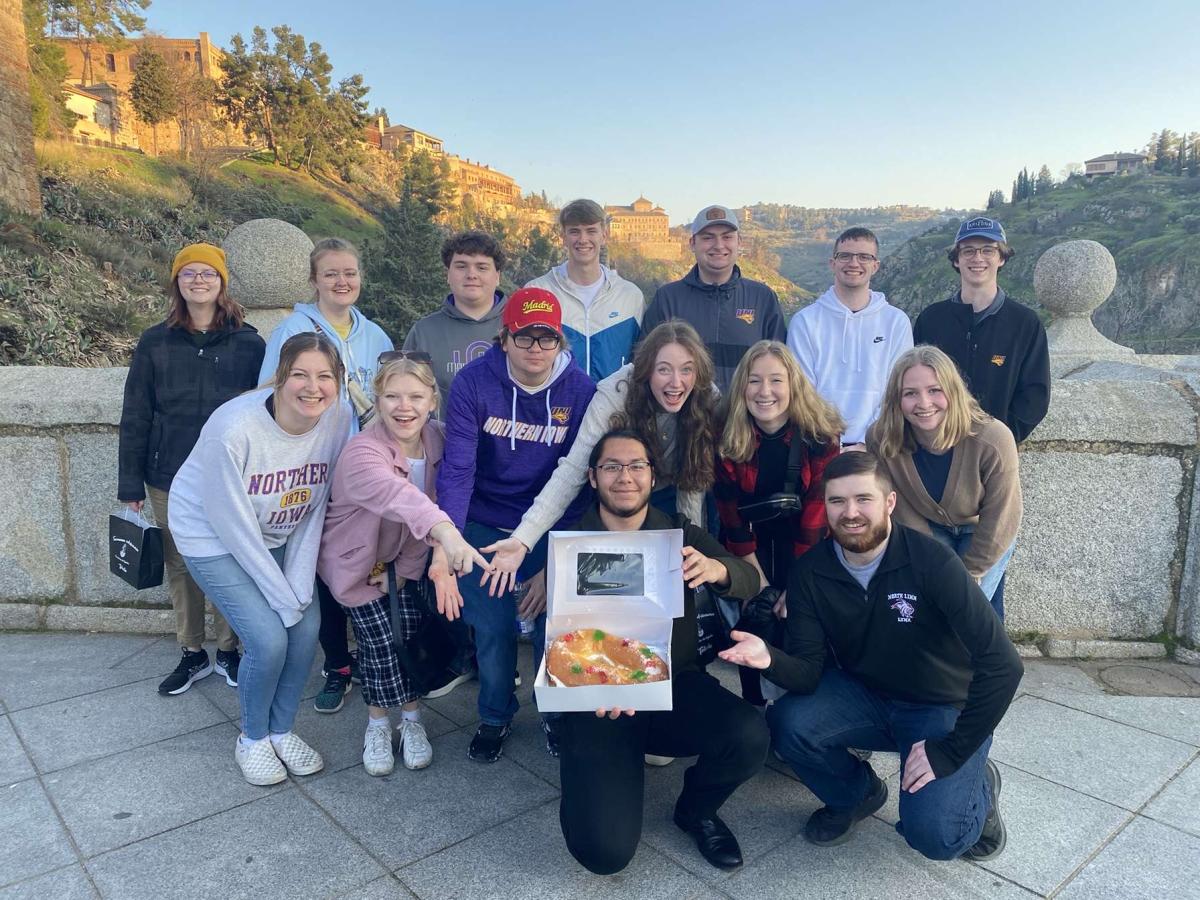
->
[[559, 669, 769, 874], [767, 668, 992, 861], [183, 546, 320, 740], [460, 522, 548, 726], [926, 522, 1015, 620]]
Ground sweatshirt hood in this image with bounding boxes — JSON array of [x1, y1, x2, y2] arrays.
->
[[682, 263, 743, 293], [545, 263, 613, 301], [443, 291, 506, 323], [814, 287, 891, 374], [483, 344, 579, 449]]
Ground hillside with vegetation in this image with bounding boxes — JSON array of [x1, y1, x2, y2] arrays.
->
[[874, 172, 1200, 352]]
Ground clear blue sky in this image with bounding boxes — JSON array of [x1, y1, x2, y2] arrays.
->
[[147, 0, 1200, 224]]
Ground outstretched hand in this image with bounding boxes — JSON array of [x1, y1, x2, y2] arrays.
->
[[681, 546, 729, 590], [718, 630, 772, 670], [478, 537, 529, 596], [429, 548, 465, 621], [429, 522, 492, 576]]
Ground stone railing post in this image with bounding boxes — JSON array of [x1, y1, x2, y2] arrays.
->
[[223, 218, 314, 337], [1034, 239, 1134, 360]]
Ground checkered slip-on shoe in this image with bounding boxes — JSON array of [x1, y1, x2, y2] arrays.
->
[[271, 732, 324, 777], [235, 737, 286, 786]]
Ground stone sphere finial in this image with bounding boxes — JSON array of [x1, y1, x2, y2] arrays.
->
[[223, 219, 314, 310], [1034, 239, 1132, 359], [1034, 239, 1117, 318]]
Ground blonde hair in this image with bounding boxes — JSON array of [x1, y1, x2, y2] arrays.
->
[[372, 358, 438, 409], [868, 345, 990, 457], [719, 341, 844, 462]]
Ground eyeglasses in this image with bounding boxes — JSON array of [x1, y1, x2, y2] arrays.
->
[[958, 246, 1000, 259], [178, 270, 220, 283], [832, 252, 878, 264], [511, 333, 561, 350], [378, 350, 433, 366], [593, 460, 652, 476]]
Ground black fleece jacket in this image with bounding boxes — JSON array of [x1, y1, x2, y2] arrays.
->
[[118, 321, 265, 501], [765, 524, 1023, 777]]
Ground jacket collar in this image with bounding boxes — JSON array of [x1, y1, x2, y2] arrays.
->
[[578, 502, 674, 532], [361, 418, 444, 474], [683, 264, 743, 293], [810, 521, 914, 584]]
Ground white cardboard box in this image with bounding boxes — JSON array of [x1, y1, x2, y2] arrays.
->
[[534, 528, 683, 713]]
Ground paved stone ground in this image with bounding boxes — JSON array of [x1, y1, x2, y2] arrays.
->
[[1, 631, 1198, 900]]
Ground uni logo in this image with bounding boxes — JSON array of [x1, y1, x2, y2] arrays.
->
[[522, 299, 555, 315], [280, 488, 312, 508], [735, 308, 756, 325], [991, 355, 1006, 367], [706, 207, 728, 221], [550, 407, 571, 424]]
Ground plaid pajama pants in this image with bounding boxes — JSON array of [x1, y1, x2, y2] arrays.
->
[[345, 582, 424, 709]]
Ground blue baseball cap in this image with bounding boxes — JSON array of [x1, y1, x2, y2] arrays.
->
[[955, 216, 1006, 244]]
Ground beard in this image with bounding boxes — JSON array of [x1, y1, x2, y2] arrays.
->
[[598, 491, 650, 520], [832, 517, 890, 554]]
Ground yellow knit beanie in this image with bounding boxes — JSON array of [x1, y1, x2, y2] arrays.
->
[[171, 243, 229, 285]]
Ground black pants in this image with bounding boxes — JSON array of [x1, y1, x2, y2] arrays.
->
[[558, 669, 769, 875], [316, 576, 353, 671]]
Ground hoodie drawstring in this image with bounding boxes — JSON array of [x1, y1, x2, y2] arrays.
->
[[509, 387, 518, 451]]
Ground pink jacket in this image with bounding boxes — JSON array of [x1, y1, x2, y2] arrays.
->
[[318, 419, 450, 607]]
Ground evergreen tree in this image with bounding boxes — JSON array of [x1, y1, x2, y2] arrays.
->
[[23, 0, 77, 137], [1035, 165, 1054, 194], [128, 47, 175, 154], [1011, 178, 1019, 206], [51, 0, 150, 85], [986, 189, 1005, 210], [1154, 129, 1178, 171]]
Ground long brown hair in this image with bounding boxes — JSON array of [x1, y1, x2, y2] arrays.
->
[[165, 277, 246, 332], [868, 345, 990, 457], [611, 320, 716, 492], [720, 340, 844, 462], [271, 332, 345, 396]]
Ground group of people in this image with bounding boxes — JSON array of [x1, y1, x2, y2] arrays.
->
[[117, 199, 1047, 875]]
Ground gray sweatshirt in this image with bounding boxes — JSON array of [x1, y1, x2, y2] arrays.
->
[[402, 292, 508, 415], [169, 389, 351, 626]]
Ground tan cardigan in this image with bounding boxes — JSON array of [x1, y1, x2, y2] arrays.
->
[[873, 417, 1021, 579]]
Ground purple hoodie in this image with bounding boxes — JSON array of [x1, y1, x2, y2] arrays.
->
[[437, 343, 597, 532]]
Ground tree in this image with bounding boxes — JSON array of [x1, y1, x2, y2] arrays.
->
[[1035, 165, 1054, 195], [1154, 128, 1178, 172], [986, 189, 1005, 210], [23, 0, 77, 136], [51, 0, 150, 85], [1011, 178, 1019, 206], [1060, 162, 1083, 181], [217, 25, 369, 173], [128, 46, 175, 154]]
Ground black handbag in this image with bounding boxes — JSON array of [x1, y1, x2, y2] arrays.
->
[[387, 562, 457, 696], [108, 508, 164, 589], [736, 431, 808, 524], [694, 584, 733, 667], [734, 586, 785, 648]]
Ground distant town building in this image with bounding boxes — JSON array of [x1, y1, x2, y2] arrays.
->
[[364, 119, 445, 155], [1085, 152, 1147, 177], [604, 196, 681, 260], [444, 154, 520, 210], [62, 83, 136, 148]]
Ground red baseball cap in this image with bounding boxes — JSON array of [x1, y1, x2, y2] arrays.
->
[[503, 287, 563, 334]]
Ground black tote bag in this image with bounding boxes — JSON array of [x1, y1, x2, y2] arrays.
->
[[387, 563, 457, 696], [109, 508, 164, 589]]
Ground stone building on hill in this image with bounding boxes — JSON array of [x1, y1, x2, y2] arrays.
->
[[443, 155, 520, 211], [363, 119, 445, 155], [605, 196, 681, 260], [1085, 152, 1147, 177]]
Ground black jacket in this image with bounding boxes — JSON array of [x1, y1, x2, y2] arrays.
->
[[765, 524, 1023, 777], [913, 290, 1050, 443], [118, 321, 265, 501], [638, 265, 786, 394], [573, 504, 758, 675]]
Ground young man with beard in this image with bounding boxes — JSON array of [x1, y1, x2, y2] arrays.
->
[[721, 451, 1022, 862], [913, 217, 1050, 444], [638, 204, 786, 393], [556, 430, 766, 874], [526, 199, 644, 382], [787, 227, 913, 448]]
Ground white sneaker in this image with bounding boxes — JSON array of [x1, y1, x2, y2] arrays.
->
[[645, 754, 675, 767], [399, 719, 433, 770], [235, 737, 286, 786], [363, 723, 395, 776], [271, 732, 324, 776]]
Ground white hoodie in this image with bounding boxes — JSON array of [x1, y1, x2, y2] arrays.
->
[[787, 287, 913, 444]]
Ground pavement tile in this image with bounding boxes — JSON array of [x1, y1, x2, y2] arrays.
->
[[86, 790, 386, 900], [1056, 816, 1200, 900], [722, 816, 1035, 900], [990, 695, 1195, 810], [0, 714, 35, 784], [9, 677, 227, 773], [1017, 660, 1106, 697], [303, 728, 558, 869], [875, 762, 1131, 895], [0, 633, 162, 711], [1143, 754, 1200, 837], [397, 799, 713, 900], [0, 779, 77, 889], [44, 721, 286, 857], [1017, 692, 1200, 746], [0, 865, 98, 900], [295, 700, 459, 780], [336, 875, 417, 899], [500, 702, 563, 789]]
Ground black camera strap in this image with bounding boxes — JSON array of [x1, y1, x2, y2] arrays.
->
[[781, 427, 807, 497]]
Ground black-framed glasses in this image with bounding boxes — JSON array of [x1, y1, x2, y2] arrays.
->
[[178, 269, 221, 282], [832, 252, 878, 264], [511, 333, 561, 350], [593, 460, 652, 476], [958, 246, 1000, 259], [378, 350, 433, 366]]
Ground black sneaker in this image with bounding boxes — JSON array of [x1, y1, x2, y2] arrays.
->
[[962, 760, 1007, 861], [158, 648, 213, 696], [314, 667, 352, 713], [423, 668, 475, 700], [214, 649, 240, 687], [468, 723, 512, 763], [542, 717, 560, 758], [803, 769, 888, 847]]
